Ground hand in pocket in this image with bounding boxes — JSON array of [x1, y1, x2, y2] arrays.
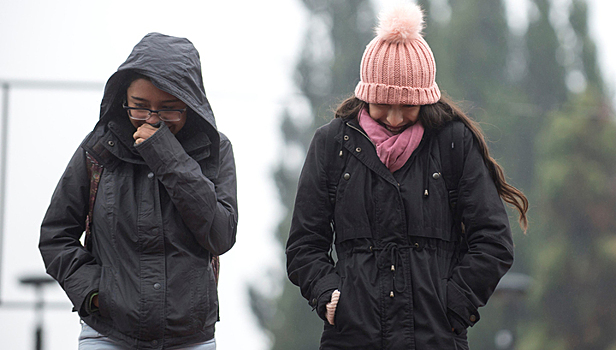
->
[[326, 290, 341, 325]]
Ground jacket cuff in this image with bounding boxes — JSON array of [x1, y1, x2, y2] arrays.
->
[[64, 263, 101, 317], [447, 281, 480, 328], [81, 290, 99, 316], [134, 124, 182, 172], [309, 273, 340, 309], [315, 289, 336, 321]]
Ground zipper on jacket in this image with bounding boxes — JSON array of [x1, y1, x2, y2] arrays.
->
[[348, 120, 414, 252], [347, 121, 407, 189], [346, 122, 376, 148]]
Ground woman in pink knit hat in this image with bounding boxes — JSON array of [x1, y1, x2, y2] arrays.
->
[[286, 2, 528, 349]]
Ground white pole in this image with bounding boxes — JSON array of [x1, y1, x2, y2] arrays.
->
[[0, 83, 9, 304]]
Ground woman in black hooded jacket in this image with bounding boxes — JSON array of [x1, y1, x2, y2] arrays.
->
[[39, 33, 237, 349], [286, 3, 528, 350]]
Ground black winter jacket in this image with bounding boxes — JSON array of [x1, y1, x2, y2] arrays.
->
[[39, 33, 238, 349], [286, 117, 513, 349]]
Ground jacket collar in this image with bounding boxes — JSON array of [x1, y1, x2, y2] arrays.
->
[[340, 117, 398, 186], [339, 117, 430, 186], [81, 116, 212, 168]]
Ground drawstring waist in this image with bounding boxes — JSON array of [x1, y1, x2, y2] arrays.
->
[[373, 243, 413, 298], [338, 243, 410, 298], [337, 239, 459, 298]]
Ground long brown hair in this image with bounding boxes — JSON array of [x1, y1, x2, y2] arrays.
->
[[334, 95, 529, 232]]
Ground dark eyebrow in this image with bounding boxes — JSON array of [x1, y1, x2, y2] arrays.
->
[[129, 96, 148, 102]]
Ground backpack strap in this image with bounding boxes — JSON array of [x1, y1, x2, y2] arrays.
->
[[322, 119, 347, 260], [85, 151, 103, 252], [437, 120, 468, 257], [437, 121, 465, 213], [325, 119, 347, 209]]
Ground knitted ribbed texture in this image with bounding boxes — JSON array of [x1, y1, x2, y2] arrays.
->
[[326, 290, 340, 325], [354, 3, 441, 105]]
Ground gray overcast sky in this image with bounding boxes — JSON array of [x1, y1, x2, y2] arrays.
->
[[0, 0, 614, 349]]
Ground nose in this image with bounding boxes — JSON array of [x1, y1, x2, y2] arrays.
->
[[146, 112, 161, 123], [386, 106, 404, 127]]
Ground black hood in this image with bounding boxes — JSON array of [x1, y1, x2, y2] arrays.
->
[[84, 32, 220, 166]]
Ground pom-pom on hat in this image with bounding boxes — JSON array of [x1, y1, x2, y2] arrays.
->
[[355, 2, 441, 105]]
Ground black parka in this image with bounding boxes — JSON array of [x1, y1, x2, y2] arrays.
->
[[286, 117, 513, 349], [39, 33, 238, 349]]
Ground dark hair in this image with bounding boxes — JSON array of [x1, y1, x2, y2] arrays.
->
[[334, 96, 368, 120], [120, 71, 150, 101], [334, 95, 529, 232]]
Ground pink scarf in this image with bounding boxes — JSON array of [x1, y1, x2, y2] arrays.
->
[[358, 108, 424, 172]]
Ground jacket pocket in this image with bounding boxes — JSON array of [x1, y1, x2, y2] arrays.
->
[[191, 262, 218, 332], [206, 261, 219, 326], [453, 329, 469, 350], [192, 266, 208, 331], [332, 276, 346, 332], [331, 254, 380, 341], [98, 266, 115, 321], [98, 266, 140, 337], [438, 277, 449, 313]]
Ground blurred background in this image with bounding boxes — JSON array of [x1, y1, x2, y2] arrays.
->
[[1, 0, 614, 349]]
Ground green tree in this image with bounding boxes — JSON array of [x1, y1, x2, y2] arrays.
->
[[249, 1, 374, 349], [520, 90, 616, 350], [524, 0, 568, 112], [518, 0, 616, 348], [569, 0, 604, 92]]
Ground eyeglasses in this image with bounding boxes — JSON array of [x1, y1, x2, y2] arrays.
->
[[123, 103, 186, 122]]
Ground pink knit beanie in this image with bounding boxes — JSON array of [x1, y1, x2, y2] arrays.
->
[[355, 3, 441, 105]]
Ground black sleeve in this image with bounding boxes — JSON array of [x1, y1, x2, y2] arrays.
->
[[446, 127, 514, 330], [286, 124, 340, 313], [39, 146, 101, 316]]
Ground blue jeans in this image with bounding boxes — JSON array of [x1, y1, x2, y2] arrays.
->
[[78, 321, 216, 349]]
